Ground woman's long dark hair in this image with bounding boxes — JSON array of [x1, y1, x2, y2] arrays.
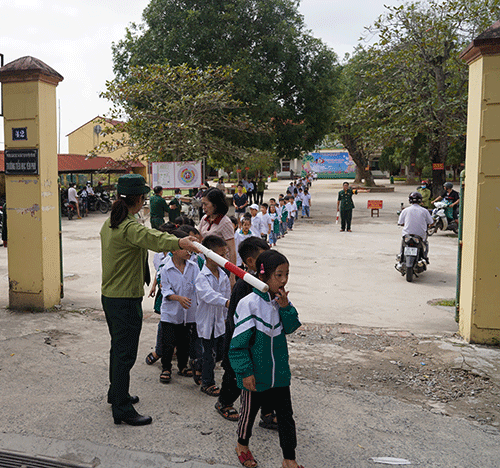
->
[[110, 194, 143, 228]]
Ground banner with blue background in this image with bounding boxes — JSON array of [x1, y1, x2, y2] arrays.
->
[[302, 152, 356, 179]]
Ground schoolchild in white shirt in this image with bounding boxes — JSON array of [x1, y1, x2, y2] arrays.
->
[[145, 223, 178, 367], [278, 198, 288, 237], [177, 224, 205, 268], [158, 230, 199, 384], [295, 188, 304, 220], [285, 196, 297, 231], [195, 235, 231, 397], [249, 204, 262, 237], [301, 189, 312, 218], [257, 203, 272, 241], [268, 204, 280, 247], [234, 216, 255, 267], [269, 197, 280, 216]]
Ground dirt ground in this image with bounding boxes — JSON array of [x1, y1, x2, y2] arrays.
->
[[287, 321, 500, 430]]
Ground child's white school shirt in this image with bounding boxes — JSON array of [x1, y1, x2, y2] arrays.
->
[[257, 211, 272, 236], [251, 214, 262, 236], [160, 257, 199, 324], [279, 204, 287, 220], [235, 229, 255, 266], [195, 264, 231, 340], [302, 193, 311, 207], [268, 211, 279, 231], [285, 202, 297, 219], [153, 252, 168, 272]]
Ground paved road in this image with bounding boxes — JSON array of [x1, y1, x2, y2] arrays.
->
[[1, 180, 498, 468], [0, 180, 457, 334]]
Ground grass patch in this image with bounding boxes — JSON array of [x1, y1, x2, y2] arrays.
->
[[435, 299, 456, 307]]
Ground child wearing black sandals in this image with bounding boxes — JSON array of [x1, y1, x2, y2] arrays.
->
[[229, 250, 305, 468], [158, 230, 199, 384], [194, 235, 231, 397]]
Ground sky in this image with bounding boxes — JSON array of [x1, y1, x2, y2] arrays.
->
[[0, 0, 404, 152]]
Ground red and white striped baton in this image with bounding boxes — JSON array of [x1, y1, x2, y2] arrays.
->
[[193, 241, 269, 293]]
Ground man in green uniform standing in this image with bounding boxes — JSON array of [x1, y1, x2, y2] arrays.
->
[[337, 182, 357, 232], [150, 185, 169, 229], [256, 176, 266, 205]]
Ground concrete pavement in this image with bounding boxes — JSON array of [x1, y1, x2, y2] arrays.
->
[[0, 180, 499, 468]]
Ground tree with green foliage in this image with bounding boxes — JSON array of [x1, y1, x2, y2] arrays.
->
[[365, 0, 500, 193], [112, 0, 339, 162], [94, 64, 269, 168], [332, 48, 384, 186]]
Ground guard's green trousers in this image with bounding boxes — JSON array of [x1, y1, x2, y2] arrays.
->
[[340, 209, 353, 231], [102, 296, 142, 418]]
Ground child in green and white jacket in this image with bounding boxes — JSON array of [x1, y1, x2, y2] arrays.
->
[[229, 250, 304, 468]]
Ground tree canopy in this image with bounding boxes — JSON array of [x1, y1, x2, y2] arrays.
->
[[331, 0, 500, 188], [365, 0, 500, 190], [111, 0, 339, 162], [94, 64, 270, 168]]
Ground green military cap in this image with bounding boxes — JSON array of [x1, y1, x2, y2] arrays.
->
[[116, 174, 150, 195]]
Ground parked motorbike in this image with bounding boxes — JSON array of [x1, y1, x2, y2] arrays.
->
[[88, 192, 111, 213], [395, 234, 427, 282], [97, 191, 111, 213], [427, 200, 458, 235], [64, 201, 77, 220]]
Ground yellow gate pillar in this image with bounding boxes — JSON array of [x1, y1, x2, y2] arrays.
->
[[459, 22, 500, 344], [0, 57, 63, 309]]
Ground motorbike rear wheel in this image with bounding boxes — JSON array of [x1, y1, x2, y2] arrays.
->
[[406, 267, 414, 282], [427, 225, 437, 236], [68, 208, 73, 221], [98, 200, 110, 214], [427, 219, 442, 236]]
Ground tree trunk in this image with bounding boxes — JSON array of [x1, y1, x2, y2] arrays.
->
[[429, 63, 449, 196], [406, 137, 419, 185], [340, 130, 376, 187], [429, 134, 448, 197], [355, 165, 376, 186]]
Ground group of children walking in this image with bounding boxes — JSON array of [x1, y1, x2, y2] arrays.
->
[[144, 180, 311, 468], [233, 179, 312, 259]]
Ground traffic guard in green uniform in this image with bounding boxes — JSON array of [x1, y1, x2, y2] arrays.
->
[[337, 182, 357, 232], [100, 174, 198, 426]]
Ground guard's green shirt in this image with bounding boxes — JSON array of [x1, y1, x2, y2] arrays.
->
[[417, 187, 432, 209], [338, 188, 356, 210], [149, 194, 169, 221], [257, 180, 266, 192], [100, 214, 180, 298]]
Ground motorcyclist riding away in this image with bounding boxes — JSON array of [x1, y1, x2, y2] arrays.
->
[[397, 192, 434, 268]]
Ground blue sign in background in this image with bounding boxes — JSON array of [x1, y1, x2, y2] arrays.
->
[[302, 152, 356, 179]]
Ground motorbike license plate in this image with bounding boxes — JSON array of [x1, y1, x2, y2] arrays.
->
[[404, 247, 418, 256]]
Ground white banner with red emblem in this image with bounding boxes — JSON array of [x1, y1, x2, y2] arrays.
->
[[151, 161, 202, 189]]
